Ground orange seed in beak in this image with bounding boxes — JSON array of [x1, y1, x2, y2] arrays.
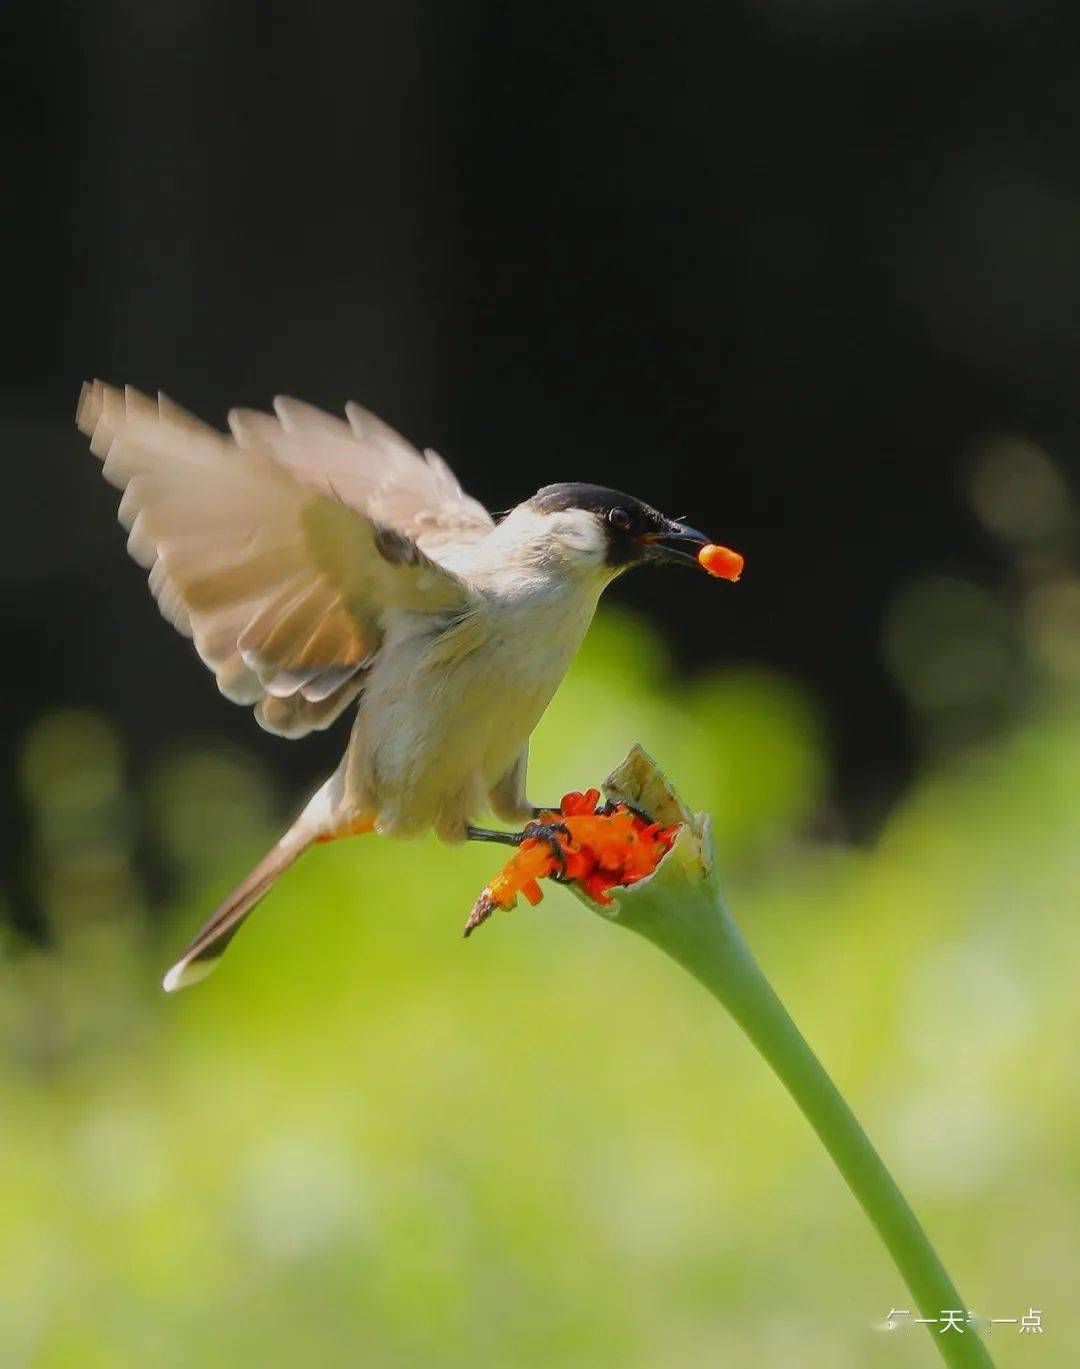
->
[[698, 543, 744, 581]]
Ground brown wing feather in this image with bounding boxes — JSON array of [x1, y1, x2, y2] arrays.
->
[[77, 381, 475, 736]]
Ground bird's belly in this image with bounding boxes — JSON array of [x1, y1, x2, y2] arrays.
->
[[347, 600, 593, 839]]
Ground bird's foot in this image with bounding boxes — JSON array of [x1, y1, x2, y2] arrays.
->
[[466, 819, 573, 880], [519, 820, 573, 876]]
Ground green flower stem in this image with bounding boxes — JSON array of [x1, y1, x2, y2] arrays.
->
[[589, 748, 995, 1369]]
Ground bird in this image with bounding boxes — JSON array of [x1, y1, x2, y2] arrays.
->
[[75, 381, 742, 991]]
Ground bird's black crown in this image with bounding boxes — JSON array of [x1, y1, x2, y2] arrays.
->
[[528, 483, 668, 566]]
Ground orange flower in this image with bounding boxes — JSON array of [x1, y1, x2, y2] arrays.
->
[[464, 790, 679, 935]]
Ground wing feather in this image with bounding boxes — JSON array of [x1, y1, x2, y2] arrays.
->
[[221, 397, 494, 550], [77, 381, 480, 736]]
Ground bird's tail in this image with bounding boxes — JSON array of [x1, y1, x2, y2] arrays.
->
[[162, 776, 371, 993], [161, 830, 311, 993]]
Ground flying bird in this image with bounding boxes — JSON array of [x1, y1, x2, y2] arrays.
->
[[76, 382, 743, 991]]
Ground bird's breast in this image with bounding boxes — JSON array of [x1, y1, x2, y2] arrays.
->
[[348, 578, 603, 834]]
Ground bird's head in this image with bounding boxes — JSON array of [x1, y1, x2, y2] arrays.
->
[[497, 482, 743, 585]]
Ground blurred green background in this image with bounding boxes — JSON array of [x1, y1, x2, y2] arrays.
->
[[3, 444, 1077, 1367]]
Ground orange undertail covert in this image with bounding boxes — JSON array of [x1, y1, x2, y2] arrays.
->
[[698, 543, 744, 581]]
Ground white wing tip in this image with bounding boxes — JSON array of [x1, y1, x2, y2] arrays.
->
[[162, 956, 219, 994]]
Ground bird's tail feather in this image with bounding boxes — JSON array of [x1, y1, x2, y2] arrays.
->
[[161, 828, 312, 993], [161, 772, 366, 993]]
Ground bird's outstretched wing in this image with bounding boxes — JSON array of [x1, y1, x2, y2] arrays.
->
[[77, 382, 488, 737], [228, 393, 493, 551]]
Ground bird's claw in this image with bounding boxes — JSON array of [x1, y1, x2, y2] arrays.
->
[[520, 820, 572, 872]]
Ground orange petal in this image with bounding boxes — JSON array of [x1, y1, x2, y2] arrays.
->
[[583, 871, 616, 904], [561, 846, 594, 881], [488, 838, 558, 909]]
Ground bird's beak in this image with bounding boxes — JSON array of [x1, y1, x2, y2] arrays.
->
[[640, 520, 744, 581]]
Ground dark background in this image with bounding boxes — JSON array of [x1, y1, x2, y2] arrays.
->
[[5, 1, 1080, 928]]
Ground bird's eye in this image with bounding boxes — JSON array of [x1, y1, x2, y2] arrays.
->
[[608, 507, 633, 532]]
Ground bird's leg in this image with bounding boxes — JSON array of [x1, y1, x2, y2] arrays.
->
[[465, 821, 573, 877], [465, 826, 524, 848]]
